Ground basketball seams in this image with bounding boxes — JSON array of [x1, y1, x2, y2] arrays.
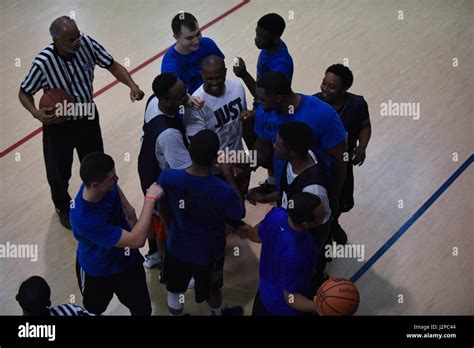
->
[[322, 298, 344, 315], [323, 295, 360, 303]]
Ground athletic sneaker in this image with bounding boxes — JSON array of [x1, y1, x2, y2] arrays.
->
[[56, 209, 72, 230], [143, 251, 162, 268], [222, 305, 244, 316]]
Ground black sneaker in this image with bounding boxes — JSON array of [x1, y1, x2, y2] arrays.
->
[[222, 305, 244, 316], [332, 222, 348, 245], [249, 180, 276, 195], [56, 209, 72, 230]]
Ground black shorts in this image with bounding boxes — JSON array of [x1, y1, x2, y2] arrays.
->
[[163, 251, 224, 303], [75, 256, 151, 316]]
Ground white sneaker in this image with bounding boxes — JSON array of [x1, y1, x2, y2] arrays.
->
[[187, 277, 195, 289], [143, 251, 162, 268]]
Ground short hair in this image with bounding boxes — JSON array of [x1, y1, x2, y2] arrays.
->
[[326, 64, 354, 90], [201, 55, 226, 71], [278, 122, 313, 157], [189, 129, 220, 166], [16, 276, 51, 315], [79, 152, 115, 186], [257, 13, 286, 37], [256, 71, 292, 96], [49, 16, 75, 39], [287, 192, 322, 225], [152, 73, 178, 99], [172, 12, 198, 35]]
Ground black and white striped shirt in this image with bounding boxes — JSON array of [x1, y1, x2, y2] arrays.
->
[[20, 34, 114, 103], [49, 303, 93, 316]]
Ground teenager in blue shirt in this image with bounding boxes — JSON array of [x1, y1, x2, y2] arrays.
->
[[238, 192, 325, 315], [70, 152, 164, 315], [251, 71, 347, 220], [162, 12, 225, 108], [233, 13, 294, 194], [158, 129, 244, 316], [315, 64, 372, 245]]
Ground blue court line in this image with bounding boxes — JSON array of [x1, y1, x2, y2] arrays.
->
[[350, 153, 473, 283]]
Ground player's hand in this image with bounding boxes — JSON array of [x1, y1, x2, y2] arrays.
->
[[233, 57, 247, 77], [32, 107, 64, 125], [237, 224, 252, 239], [240, 110, 254, 121], [246, 189, 265, 205], [130, 85, 145, 102], [352, 145, 366, 166], [187, 95, 204, 111], [146, 183, 164, 201]]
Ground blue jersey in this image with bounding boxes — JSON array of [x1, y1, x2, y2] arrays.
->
[[254, 39, 294, 109], [159, 169, 243, 265], [71, 184, 139, 277], [258, 208, 317, 315], [254, 94, 346, 189], [161, 37, 225, 94], [257, 39, 294, 83]]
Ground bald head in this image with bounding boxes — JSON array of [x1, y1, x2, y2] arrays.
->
[[50, 16, 82, 55], [201, 55, 226, 72], [49, 16, 77, 39]]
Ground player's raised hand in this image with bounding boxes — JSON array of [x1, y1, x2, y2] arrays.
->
[[146, 183, 164, 201], [233, 57, 247, 77], [187, 95, 204, 110]]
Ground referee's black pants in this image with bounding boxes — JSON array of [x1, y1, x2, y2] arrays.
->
[[42, 113, 103, 213]]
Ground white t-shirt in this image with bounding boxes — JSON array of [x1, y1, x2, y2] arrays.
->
[[184, 79, 247, 151], [281, 151, 331, 224], [142, 96, 191, 171]]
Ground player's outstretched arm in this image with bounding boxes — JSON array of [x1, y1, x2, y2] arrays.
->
[[114, 183, 163, 249]]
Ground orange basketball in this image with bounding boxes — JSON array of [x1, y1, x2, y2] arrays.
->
[[314, 278, 360, 316], [39, 88, 74, 115]]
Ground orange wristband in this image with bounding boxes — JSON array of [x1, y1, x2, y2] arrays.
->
[[145, 196, 156, 202]]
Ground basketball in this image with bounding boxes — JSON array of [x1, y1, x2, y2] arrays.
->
[[39, 88, 74, 115], [314, 278, 360, 316]]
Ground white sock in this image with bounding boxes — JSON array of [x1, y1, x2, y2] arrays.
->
[[210, 306, 222, 316]]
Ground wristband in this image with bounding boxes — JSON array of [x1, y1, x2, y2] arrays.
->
[[145, 196, 156, 202]]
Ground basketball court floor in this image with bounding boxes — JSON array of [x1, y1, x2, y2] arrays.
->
[[0, 0, 472, 315]]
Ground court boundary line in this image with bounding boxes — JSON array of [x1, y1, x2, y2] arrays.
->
[[0, 0, 251, 158], [351, 154, 474, 283]]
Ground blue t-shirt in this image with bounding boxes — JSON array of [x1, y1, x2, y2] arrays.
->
[[159, 169, 243, 265], [71, 184, 139, 277], [257, 39, 294, 83], [254, 94, 346, 189], [161, 37, 225, 94], [254, 39, 294, 109], [258, 207, 317, 316]]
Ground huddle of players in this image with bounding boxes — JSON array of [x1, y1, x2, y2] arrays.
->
[[16, 12, 371, 316]]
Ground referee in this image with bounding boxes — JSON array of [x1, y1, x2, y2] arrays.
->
[[18, 16, 144, 229]]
